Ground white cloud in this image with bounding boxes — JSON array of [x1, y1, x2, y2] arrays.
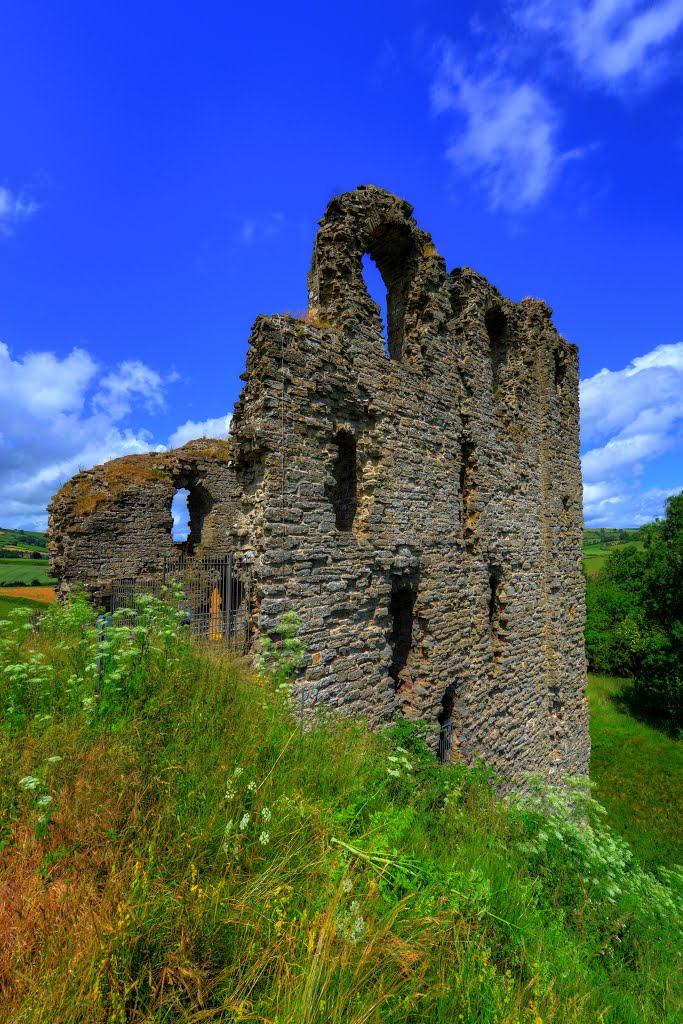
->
[[93, 360, 171, 420], [0, 341, 176, 531], [513, 0, 683, 86], [0, 339, 238, 531], [238, 213, 285, 245], [0, 184, 39, 235], [431, 47, 583, 210], [580, 341, 683, 524], [168, 414, 232, 450]]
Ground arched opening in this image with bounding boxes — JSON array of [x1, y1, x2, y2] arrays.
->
[[485, 307, 508, 396], [170, 482, 214, 553], [361, 223, 417, 362], [361, 253, 389, 352], [171, 488, 190, 543], [327, 431, 358, 531]]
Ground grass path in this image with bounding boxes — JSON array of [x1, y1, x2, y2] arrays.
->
[[588, 673, 683, 868]]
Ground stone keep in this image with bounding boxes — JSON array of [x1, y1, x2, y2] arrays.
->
[[49, 185, 589, 782]]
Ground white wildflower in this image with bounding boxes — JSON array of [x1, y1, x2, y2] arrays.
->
[[239, 813, 251, 831]]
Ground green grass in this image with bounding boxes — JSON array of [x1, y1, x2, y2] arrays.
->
[[588, 673, 683, 869], [0, 598, 681, 1023], [582, 540, 645, 577], [0, 594, 46, 619], [0, 557, 56, 586]]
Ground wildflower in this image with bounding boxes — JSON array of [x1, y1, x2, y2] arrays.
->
[[46, 756, 62, 763], [261, 807, 272, 822], [387, 768, 401, 778], [259, 830, 270, 845], [246, 781, 256, 793], [18, 776, 42, 791], [239, 813, 251, 831], [342, 878, 353, 894], [233, 767, 244, 778], [36, 794, 53, 807]]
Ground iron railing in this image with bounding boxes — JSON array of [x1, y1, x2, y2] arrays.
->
[[437, 719, 455, 765], [109, 554, 251, 650]]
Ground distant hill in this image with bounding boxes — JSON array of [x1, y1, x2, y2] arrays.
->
[[583, 526, 643, 548], [0, 527, 48, 555]]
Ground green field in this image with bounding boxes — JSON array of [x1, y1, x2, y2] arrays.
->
[[0, 557, 56, 586], [587, 673, 683, 868], [0, 525, 47, 552], [582, 539, 644, 577]]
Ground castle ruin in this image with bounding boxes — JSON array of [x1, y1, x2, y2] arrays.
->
[[48, 185, 589, 782]]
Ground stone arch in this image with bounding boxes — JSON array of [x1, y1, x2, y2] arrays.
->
[[308, 185, 434, 362]]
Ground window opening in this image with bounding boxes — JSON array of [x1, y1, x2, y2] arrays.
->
[[361, 253, 388, 352], [327, 431, 358, 531], [485, 307, 508, 395], [437, 686, 455, 764], [389, 579, 416, 686], [554, 350, 566, 393], [171, 488, 190, 543], [361, 223, 416, 362], [170, 483, 214, 552], [488, 565, 505, 658]]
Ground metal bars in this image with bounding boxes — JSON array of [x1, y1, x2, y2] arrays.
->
[[437, 719, 455, 765], [109, 554, 250, 651]]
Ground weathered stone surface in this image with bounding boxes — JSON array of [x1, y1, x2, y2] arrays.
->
[[48, 185, 589, 784]]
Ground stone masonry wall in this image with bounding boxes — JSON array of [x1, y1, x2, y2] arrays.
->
[[48, 439, 241, 603], [49, 185, 589, 784]]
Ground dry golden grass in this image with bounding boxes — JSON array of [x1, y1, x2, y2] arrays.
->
[[0, 587, 56, 603]]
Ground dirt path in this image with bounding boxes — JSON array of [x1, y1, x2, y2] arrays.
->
[[0, 586, 57, 603]]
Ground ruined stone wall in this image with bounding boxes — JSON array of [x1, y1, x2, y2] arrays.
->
[[49, 185, 589, 783], [226, 186, 588, 781], [48, 439, 241, 602]]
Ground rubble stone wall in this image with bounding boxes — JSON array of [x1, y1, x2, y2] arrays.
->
[[49, 185, 589, 782]]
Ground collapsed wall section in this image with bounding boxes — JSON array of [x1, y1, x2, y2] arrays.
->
[[48, 439, 240, 602]]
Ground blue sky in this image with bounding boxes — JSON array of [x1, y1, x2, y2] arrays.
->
[[1, 0, 682, 531]]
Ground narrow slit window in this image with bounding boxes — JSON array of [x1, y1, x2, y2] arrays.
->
[[486, 307, 508, 395], [328, 431, 358, 531], [389, 580, 416, 685]]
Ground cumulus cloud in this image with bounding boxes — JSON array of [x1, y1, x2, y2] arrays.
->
[[512, 0, 683, 87], [580, 341, 683, 524], [0, 338, 237, 531], [431, 47, 584, 210], [0, 184, 39, 235], [168, 414, 232, 450]]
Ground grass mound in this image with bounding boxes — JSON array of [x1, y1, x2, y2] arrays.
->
[[1, 598, 681, 1023]]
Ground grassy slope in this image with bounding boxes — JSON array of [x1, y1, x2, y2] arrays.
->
[[0, 594, 46, 618], [0, 558, 56, 586], [1, 601, 681, 1023], [588, 673, 683, 869]]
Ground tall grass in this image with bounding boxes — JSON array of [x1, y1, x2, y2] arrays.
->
[[1, 596, 681, 1023]]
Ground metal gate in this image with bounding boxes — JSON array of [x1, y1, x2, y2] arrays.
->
[[438, 719, 455, 765], [109, 554, 250, 650]]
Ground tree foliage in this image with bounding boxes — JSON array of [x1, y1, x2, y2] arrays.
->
[[585, 492, 683, 728]]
